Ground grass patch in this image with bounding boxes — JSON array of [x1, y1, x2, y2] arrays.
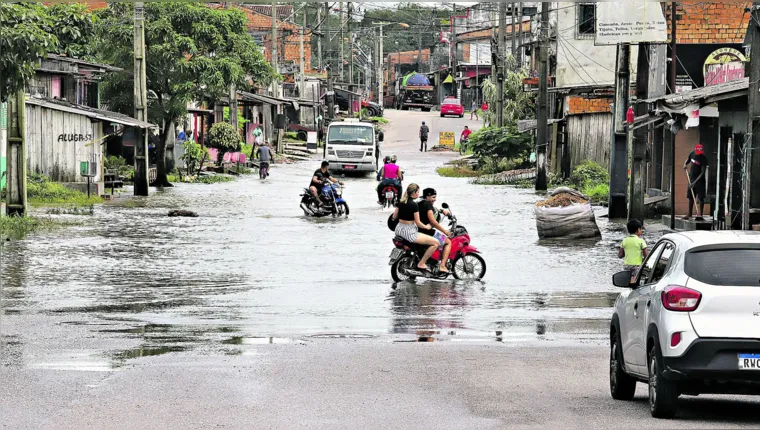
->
[[167, 173, 235, 184], [583, 183, 610, 204], [28, 174, 103, 206], [437, 166, 480, 178], [0, 216, 79, 240], [370, 116, 389, 124]]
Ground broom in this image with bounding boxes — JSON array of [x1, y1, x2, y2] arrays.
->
[[685, 170, 705, 221]]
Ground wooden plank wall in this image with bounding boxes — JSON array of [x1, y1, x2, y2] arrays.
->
[[25, 104, 103, 183], [566, 113, 612, 170]]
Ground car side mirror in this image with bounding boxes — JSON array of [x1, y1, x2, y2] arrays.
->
[[441, 203, 449, 209], [378, 132, 384, 142], [612, 271, 634, 288]]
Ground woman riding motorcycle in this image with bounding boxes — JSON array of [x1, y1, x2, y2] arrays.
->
[[376, 155, 403, 204]]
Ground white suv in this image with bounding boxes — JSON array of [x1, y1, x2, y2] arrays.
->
[[609, 231, 760, 418]]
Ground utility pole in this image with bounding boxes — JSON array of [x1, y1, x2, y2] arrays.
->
[[271, 1, 278, 97], [511, 2, 516, 56], [5, 90, 27, 216], [317, 4, 322, 70], [339, 1, 345, 82], [744, 2, 760, 229], [348, 2, 354, 115], [300, 13, 306, 98], [451, 3, 457, 72], [324, 2, 330, 71], [417, 13, 423, 72], [609, 44, 631, 218], [378, 25, 384, 107], [668, 1, 677, 229], [497, 1, 506, 128], [535, 2, 549, 191], [517, 2, 523, 67], [630, 43, 650, 221], [327, 65, 335, 120], [133, 1, 149, 197]]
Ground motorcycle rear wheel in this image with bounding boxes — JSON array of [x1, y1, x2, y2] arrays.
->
[[452, 254, 486, 280], [391, 255, 417, 282]]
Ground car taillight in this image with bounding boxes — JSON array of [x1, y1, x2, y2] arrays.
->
[[670, 332, 682, 347], [662, 285, 701, 312]]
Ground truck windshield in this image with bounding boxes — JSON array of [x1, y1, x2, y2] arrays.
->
[[328, 126, 374, 145]]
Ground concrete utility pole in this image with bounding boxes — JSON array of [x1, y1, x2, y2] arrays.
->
[[744, 2, 760, 229], [348, 2, 354, 115], [5, 91, 27, 216], [339, 2, 345, 82], [271, 1, 278, 97], [378, 25, 384, 107], [327, 65, 335, 120], [300, 13, 306, 98], [133, 1, 149, 197], [517, 2, 523, 67], [324, 2, 330, 71], [630, 43, 651, 221], [668, 1, 677, 229], [451, 3, 457, 71], [535, 2, 549, 191], [609, 44, 631, 219], [511, 2, 516, 56], [317, 4, 322, 70], [497, 1, 506, 128]]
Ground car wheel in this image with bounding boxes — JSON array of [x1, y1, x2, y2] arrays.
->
[[440, 113, 444, 117], [610, 330, 637, 400], [649, 344, 679, 418], [297, 131, 307, 141]]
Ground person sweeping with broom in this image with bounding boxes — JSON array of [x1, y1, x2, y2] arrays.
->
[[683, 143, 709, 220]]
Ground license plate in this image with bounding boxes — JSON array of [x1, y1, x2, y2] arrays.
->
[[343, 165, 356, 170], [389, 248, 404, 260], [385, 191, 394, 199], [738, 354, 760, 370]]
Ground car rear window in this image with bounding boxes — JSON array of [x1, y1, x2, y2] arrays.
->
[[443, 99, 460, 105], [685, 248, 760, 286]]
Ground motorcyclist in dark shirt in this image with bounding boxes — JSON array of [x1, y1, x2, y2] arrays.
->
[[418, 188, 452, 273], [310, 161, 343, 205]]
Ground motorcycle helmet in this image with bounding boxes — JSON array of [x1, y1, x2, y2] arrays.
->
[[387, 214, 399, 232], [384, 155, 391, 164], [390, 155, 397, 163]]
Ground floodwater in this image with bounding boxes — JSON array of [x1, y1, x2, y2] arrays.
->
[[0, 110, 664, 370]]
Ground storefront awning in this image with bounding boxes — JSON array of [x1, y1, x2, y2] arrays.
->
[[642, 77, 748, 114]]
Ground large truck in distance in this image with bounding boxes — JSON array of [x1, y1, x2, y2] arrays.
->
[[393, 72, 436, 112]]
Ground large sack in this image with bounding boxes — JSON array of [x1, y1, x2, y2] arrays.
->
[[535, 202, 601, 240]]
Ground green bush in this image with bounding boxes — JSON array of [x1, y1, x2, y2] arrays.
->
[[180, 140, 207, 176], [569, 160, 609, 189], [27, 174, 103, 206], [479, 156, 523, 175], [208, 122, 242, 164], [104, 155, 134, 180], [469, 125, 532, 161], [584, 183, 610, 203], [436, 166, 480, 178]]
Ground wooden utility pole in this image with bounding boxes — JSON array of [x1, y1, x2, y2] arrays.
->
[[5, 90, 27, 216], [535, 2, 549, 191], [744, 2, 760, 229], [271, 1, 278, 97], [630, 43, 650, 221], [497, 1, 506, 128], [133, 1, 149, 197], [609, 44, 631, 218]]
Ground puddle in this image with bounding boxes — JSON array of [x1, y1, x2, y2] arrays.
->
[[222, 336, 303, 345]]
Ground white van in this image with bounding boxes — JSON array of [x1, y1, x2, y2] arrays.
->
[[324, 119, 383, 173]]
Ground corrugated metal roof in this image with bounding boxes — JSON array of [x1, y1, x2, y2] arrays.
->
[[642, 78, 748, 105], [517, 118, 563, 133], [25, 97, 156, 129]]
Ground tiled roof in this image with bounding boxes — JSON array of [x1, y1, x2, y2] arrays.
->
[[244, 4, 293, 20], [385, 49, 431, 66]]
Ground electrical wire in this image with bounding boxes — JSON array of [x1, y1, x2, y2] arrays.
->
[[556, 35, 598, 85]]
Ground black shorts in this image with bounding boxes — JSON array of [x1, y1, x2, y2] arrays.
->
[[687, 181, 706, 200], [420, 136, 428, 143]]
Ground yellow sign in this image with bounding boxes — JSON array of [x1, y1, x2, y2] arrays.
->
[[703, 47, 746, 86], [439, 131, 455, 147]]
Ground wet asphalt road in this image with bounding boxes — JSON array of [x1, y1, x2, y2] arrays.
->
[[1, 109, 758, 428]]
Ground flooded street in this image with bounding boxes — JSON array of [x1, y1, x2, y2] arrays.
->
[[0, 110, 636, 369], [4, 110, 755, 428]]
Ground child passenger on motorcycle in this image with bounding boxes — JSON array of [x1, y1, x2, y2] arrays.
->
[[418, 188, 452, 273], [376, 155, 403, 203]]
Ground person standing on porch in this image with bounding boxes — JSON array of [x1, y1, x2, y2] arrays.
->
[[683, 143, 709, 220]]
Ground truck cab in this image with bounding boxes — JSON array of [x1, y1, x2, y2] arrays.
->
[[324, 119, 383, 174]]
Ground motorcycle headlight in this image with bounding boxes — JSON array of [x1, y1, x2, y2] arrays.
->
[[336, 187, 343, 196]]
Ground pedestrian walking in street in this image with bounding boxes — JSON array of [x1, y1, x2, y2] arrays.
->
[[419, 121, 430, 152], [618, 219, 648, 283], [683, 143, 709, 220], [470, 100, 478, 120]]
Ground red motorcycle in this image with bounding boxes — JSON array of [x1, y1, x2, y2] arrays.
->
[[389, 203, 486, 282]]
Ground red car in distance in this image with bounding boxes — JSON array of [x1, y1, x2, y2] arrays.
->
[[440, 98, 464, 118]]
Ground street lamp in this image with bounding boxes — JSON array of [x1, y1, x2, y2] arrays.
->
[[372, 22, 409, 107]]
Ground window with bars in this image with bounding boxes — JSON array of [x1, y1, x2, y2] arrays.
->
[[576, 3, 596, 39]]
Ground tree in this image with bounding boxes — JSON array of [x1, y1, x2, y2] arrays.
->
[[44, 3, 97, 59], [0, 3, 57, 101], [481, 56, 534, 128], [97, 3, 275, 186], [208, 122, 241, 165]]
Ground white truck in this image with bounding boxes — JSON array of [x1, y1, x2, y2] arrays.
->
[[324, 119, 383, 174]]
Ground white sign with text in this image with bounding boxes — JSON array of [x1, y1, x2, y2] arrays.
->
[[595, 2, 668, 45]]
